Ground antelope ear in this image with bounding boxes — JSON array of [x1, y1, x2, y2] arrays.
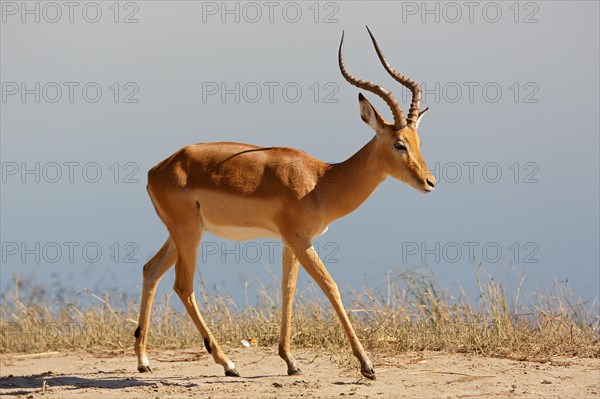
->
[[416, 107, 429, 129], [358, 93, 385, 133]]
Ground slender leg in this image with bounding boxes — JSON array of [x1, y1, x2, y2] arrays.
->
[[135, 237, 177, 372], [171, 229, 239, 377], [289, 241, 375, 380], [279, 245, 301, 375]]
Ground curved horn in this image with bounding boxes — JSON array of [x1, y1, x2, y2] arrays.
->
[[338, 31, 407, 130], [366, 26, 421, 128]]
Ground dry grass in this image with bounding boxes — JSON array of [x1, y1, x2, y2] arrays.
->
[[1, 267, 598, 363]]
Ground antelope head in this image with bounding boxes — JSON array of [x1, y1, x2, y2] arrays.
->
[[339, 27, 436, 193]]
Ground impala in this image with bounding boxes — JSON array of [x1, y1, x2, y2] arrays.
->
[[134, 27, 436, 380]]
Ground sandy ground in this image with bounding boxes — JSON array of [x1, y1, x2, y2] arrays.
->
[[0, 348, 598, 398]]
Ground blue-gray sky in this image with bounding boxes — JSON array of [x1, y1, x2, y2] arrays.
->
[[1, 1, 598, 306]]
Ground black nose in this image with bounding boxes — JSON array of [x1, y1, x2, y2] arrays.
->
[[426, 178, 436, 188]]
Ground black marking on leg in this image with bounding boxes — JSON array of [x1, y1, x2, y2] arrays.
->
[[204, 338, 212, 354], [361, 368, 376, 380], [138, 365, 152, 373], [134, 326, 141, 338]]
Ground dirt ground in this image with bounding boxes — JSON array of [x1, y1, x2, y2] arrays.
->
[[0, 348, 598, 398]]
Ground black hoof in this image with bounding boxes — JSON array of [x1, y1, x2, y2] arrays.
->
[[361, 368, 376, 380], [225, 369, 240, 377], [138, 365, 152, 373], [287, 367, 302, 376]]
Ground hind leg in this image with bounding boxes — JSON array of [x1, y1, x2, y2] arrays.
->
[[170, 225, 239, 376], [134, 237, 177, 372], [279, 244, 302, 375]]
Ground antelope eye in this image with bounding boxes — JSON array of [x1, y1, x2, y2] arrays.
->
[[394, 142, 407, 151]]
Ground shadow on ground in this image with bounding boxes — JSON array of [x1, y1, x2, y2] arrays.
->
[[0, 371, 200, 394]]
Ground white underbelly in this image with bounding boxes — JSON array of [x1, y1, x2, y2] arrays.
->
[[203, 220, 281, 241], [202, 221, 329, 241], [194, 189, 329, 241]]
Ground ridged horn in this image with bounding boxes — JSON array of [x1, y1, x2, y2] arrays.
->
[[338, 31, 408, 130], [366, 26, 422, 128]]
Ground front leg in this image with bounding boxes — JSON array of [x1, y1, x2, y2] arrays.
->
[[279, 245, 302, 375], [288, 240, 375, 380]]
